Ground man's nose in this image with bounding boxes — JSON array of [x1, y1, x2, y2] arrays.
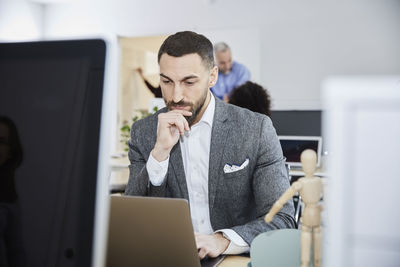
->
[[172, 84, 183, 103]]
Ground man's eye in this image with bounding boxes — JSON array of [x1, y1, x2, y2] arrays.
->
[[185, 81, 195, 85], [162, 80, 170, 84]]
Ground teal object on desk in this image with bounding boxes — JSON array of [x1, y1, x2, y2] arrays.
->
[[249, 229, 312, 267]]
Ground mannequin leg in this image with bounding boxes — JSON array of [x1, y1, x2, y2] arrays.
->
[[313, 226, 322, 267], [301, 224, 311, 267]]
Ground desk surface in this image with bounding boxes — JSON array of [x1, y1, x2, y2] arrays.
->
[[219, 255, 250, 267], [110, 155, 130, 170]]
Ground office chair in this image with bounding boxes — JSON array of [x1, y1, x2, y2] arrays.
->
[[249, 229, 305, 267]]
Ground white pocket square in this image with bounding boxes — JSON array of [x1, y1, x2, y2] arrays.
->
[[223, 158, 249, 174]]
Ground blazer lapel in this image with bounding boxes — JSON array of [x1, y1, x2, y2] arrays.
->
[[208, 97, 230, 211], [169, 143, 189, 200]]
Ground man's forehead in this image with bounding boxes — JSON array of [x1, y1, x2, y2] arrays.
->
[[216, 50, 231, 59], [159, 52, 202, 63], [217, 49, 231, 54], [159, 53, 209, 73]]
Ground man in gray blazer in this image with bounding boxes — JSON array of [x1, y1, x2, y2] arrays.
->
[[125, 31, 295, 259]]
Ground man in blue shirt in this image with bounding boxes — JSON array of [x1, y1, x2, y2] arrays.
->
[[211, 42, 250, 101]]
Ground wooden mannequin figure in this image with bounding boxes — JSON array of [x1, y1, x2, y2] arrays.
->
[[265, 149, 323, 267]]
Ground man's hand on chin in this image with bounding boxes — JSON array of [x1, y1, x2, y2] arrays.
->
[[195, 232, 230, 259]]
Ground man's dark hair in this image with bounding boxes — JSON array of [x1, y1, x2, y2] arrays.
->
[[229, 81, 272, 117], [158, 31, 214, 69]]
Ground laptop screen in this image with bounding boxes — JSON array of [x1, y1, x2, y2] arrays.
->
[[278, 136, 322, 167]]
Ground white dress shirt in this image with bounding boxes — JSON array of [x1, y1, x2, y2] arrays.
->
[[146, 94, 249, 254]]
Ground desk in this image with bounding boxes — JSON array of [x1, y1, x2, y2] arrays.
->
[[219, 256, 250, 267], [109, 156, 130, 192], [110, 155, 130, 171]]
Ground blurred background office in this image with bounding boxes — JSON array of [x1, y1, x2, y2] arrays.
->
[[1, 0, 399, 155], [1, 1, 400, 266]]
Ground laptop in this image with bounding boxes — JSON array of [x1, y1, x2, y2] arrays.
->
[[106, 196, 226, 267], [278, 135, 322, 168]]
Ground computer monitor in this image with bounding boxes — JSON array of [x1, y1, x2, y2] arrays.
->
[[0, 39, 109, 267], [278, 135, 322, 168], [323, 76, 400, 266], [270, 110, 322, 136]]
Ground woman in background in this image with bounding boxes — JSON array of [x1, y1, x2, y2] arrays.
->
[[228, 81, 272, 117]]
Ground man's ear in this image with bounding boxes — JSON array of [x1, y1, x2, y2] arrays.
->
[[209, 66, 218, 87]]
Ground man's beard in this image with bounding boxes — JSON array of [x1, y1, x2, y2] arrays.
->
[[221, 67, 232, 74], [165, 89, 209, 126]]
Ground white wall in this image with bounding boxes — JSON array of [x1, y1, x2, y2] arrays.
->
[[3, 0, 399, 110], [43, 0, 400, 110], [260, 1, 400, 109], [3, 0, 400, 150], [0, 0, 44, 41]]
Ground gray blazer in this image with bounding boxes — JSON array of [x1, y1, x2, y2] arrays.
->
[[125, 96, 296, 245]]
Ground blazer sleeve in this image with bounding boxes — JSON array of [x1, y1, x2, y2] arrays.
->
[[231, 116, 296, 244], [124, 120, 167, 197]]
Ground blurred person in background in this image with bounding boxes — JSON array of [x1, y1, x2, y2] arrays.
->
[[211, 42, 250, 101], [136, 67, 162, 98], [228, 81, 271, 117]]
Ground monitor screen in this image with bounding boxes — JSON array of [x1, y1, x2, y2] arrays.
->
[[270, 110, 322, 136], [278, 136, 322, 167], [323, 76, 400, 267], [0, 39, 106, 267]]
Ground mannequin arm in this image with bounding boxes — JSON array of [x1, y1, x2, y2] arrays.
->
[[265, 181, 302, 222]]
